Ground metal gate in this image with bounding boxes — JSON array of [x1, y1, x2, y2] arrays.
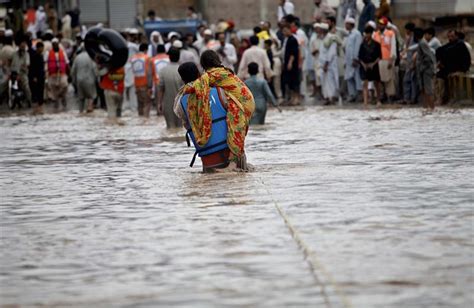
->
[[109, 0, 136, 30], [78, 0, 135, 29], [78, 0, 107, 26]]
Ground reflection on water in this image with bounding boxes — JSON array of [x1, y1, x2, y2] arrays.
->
[[0, 107, 473, 307]]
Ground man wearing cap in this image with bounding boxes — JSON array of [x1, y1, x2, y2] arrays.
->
[[165, 32, 181, 52], [343, 16, 362, 102], [173, 40, 198, 65], [35, 6, 48, 36], [373, 16, 397, 103], [46, 37, 69, 110], [196, 29, 218, 55], [147, 31, 164, 57], [318, 22, 339, 105], [358, 26, 382, 107]]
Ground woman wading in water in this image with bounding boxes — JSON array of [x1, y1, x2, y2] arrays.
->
[[174, 51, 255, 172]]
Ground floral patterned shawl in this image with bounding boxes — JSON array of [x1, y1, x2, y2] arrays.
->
[[183, 67, 255, 160]]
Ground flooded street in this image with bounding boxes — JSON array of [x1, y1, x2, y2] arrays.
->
[[1, 106, 473, 307]]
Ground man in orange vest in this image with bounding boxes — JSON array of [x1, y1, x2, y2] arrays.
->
[[130, 43, 153, 118], [373, 16, 397, 103], [47, 38, 69, 110], [99, 64, 126, 125], [150, 44, 170, 115]]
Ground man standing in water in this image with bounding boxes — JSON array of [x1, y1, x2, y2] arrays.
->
[[99, 64, 125, 125], [415, 28, 436, 110], [343, 17, 362, 103], [281, 24, 300, 105], [46, 38, 69, 111], [70, 49, 97, 114], [131, 43, 153, 118], [11, 37, 32, 108], [373, 16, 396, 103], [174, 50, 255, 171], [29, 41, 46, 115], [156, 47, 182, 128], [150, 44, 170, 115], [319, 23, 339, 105], [245, 62, 280, 125], [358, 26, 382, 107]]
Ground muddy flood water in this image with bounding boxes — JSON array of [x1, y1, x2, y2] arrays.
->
[[0, 105, 473, 307]]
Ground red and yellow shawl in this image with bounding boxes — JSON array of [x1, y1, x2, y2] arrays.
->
[[183, 67, 255, 161]]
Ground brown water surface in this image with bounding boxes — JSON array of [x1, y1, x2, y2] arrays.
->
[[1, 106, 473, 307]]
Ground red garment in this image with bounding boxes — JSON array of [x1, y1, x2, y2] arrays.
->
[[47, 49, 67, 75], [373, 29, 395, 60], [100, 67, 125, 93], [26, 9, 36, 24], [202, 148, 230, 169]]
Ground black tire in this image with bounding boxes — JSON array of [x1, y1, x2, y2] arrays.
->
[[85, 28, 128, 69], [84, 27, 103, 62], [97, 29, 128, 69]]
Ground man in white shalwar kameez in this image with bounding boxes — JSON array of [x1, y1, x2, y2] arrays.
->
[[319, 23, 339, 104], [310, 23, 324, 98], [343, 17, 362, 102], [124, 28, 139, 112], [295, 23, 309, 98]]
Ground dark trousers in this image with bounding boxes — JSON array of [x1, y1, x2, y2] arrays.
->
[[94, 81, 107, 109], [30, 79, 45, 105]]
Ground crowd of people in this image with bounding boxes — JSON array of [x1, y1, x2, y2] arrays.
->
[[0, 0, 473, 121]]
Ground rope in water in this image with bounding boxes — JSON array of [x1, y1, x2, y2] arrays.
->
[[258, 178, 352, 308]]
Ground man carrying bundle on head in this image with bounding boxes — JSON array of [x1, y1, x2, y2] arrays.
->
[[99, 63, 125, 125], [174, 50, 255, 172], [86, 28, 128, 125]]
